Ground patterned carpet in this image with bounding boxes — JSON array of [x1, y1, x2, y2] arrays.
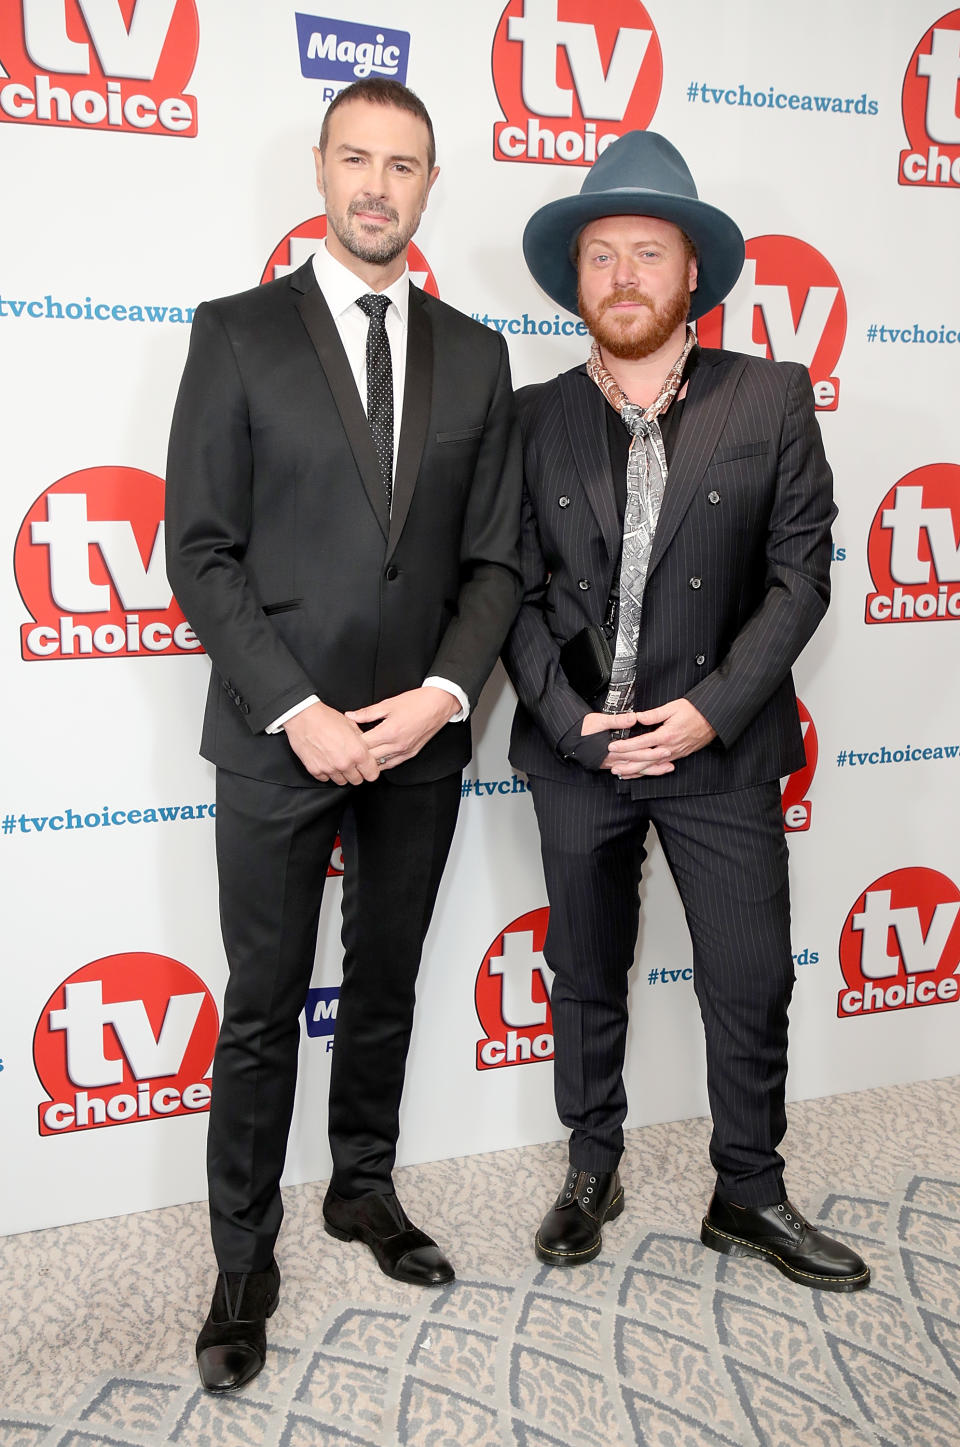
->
[[3, 1077, 959, 1447]]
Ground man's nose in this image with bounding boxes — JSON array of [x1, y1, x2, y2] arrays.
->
[[612, 256, 639, 287], [365, 164, 389, 196]]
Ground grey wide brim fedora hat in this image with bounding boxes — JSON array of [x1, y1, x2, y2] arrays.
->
[[522, 130, 745, 322]]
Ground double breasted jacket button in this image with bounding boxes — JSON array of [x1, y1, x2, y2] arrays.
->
[[695, 654, 706, 666], [385, 565, 399, 581], [578, 578, 591, 591], [707, 490, 721, 505], [689, 576, 702, 590], [558, 495, 571, 508]]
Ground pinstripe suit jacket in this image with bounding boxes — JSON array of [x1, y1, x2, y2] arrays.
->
[[501, 348, 835, 796]]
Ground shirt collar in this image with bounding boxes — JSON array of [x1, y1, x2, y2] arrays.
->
[[312, 240, 410, 327]]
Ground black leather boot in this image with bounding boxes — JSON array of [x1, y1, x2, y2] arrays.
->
[[323, 1188, 455, 1285], [535, 1166, 624, 1265], [701, 1194, 870, 1292], [195, 1259, 281, 1391]]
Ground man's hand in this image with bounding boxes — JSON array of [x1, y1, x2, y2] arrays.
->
[[603, 697, 715, 779], [580, 710, 637, 737], [346, 687, 461, 769], [282, 701, 380, 785]]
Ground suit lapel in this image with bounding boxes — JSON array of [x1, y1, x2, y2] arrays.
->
[[292, 263, 390, 540], [387, 286, 433, 558], [559, 368, 621, 563], [647, 349, 747, 576]]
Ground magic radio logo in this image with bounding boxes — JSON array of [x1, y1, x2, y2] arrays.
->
[[491, 0, 662, 166], [34, 952, 219, 1134], [296, 13, 409, 87], [698, 236, 846, 412], [475, 906, 555, 1069], [0, 0, 199, 137], [837, 869, 960, 1019], [261, 216, 439, 295], [865, 464, 960, 624], [15, 466, 201, 661], [781, 699, 817, 833], [899, 10, 960, 187]]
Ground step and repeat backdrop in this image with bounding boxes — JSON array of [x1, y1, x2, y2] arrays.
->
[[2, 1, 959, 1236]]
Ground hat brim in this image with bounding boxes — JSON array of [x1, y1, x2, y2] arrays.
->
[[522, 188, 745, 322]]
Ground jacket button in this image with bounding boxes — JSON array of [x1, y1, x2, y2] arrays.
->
[[695, 654, 705, 666], [707, 490, 720, 505], [558, 495, 571, 508], [241, 702, 250, 714], [385, 565, 399, 581], [689, 576, 702, 589], [578, 578, 590, 590]]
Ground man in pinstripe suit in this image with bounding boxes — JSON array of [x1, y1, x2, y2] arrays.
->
[[502, 131, 869, 1292]]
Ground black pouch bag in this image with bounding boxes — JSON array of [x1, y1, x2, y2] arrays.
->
[[559, 624, 613, 701]]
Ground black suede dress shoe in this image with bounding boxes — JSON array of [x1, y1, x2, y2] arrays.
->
[[195, 1259, 280, 1391], [323, 1188, 455, 1286], [535, 1166, 624, 1265], [701, 1193, 871, 1292]]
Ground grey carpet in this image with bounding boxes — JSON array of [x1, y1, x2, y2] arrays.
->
[[2, 1076, 959, 1446]]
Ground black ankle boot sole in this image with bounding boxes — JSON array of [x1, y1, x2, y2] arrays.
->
[[323, 1220, 356, 1243], [700, 1217, 871, 1292]]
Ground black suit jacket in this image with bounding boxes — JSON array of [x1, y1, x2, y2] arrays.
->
[[165, 258, 522, 787], [502, 348, 835, 796]]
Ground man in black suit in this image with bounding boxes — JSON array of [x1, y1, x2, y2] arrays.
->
[[166, 78, 521, 1391], [502, 131, 868, 1292]]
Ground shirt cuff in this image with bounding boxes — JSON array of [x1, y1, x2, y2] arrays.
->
[[423, 677, 469, 722], [266, 695, 320, 734]]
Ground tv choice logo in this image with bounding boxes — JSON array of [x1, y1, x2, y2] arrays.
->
[[15, 466, 201, 661], [34, 952, 219, 1135], [865, 465, 960, 625], [900, 10, 960, 186], [697, 235, 846, 412], [475, 906, 555, 1069], [0, 0, 198, 137], [296, 13, 409, 86], [781, 699, 817, 833], [491, 0, 662, 166], [327, 834, 344, 876], [837, 868, 960, 1019], [261, 216, 438, 297]]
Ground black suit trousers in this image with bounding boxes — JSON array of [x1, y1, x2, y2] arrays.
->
[[528, 776, 794, 1207], [208, 766, 461, 1270]]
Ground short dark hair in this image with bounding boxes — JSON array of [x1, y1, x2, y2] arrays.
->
[[318, 78, 436, 173]]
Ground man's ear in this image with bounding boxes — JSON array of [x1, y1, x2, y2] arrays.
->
[[313, 144, 325, 197], [421, 165, 440, 210]]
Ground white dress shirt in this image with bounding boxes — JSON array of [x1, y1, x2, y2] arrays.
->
[[266, 242, 468, 733]]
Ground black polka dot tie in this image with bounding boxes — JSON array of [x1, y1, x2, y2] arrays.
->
[[356, 292, 394, 509]]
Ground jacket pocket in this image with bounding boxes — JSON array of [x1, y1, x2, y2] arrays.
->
[[711, 441, 768, 464], [436, 425, 484, 444], [262, 599, 303, 616]]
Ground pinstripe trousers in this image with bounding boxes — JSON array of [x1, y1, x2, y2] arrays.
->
[[528, 775, 794, 1208]]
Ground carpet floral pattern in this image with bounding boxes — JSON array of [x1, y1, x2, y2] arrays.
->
[[2, 1080, 959, 1447]]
